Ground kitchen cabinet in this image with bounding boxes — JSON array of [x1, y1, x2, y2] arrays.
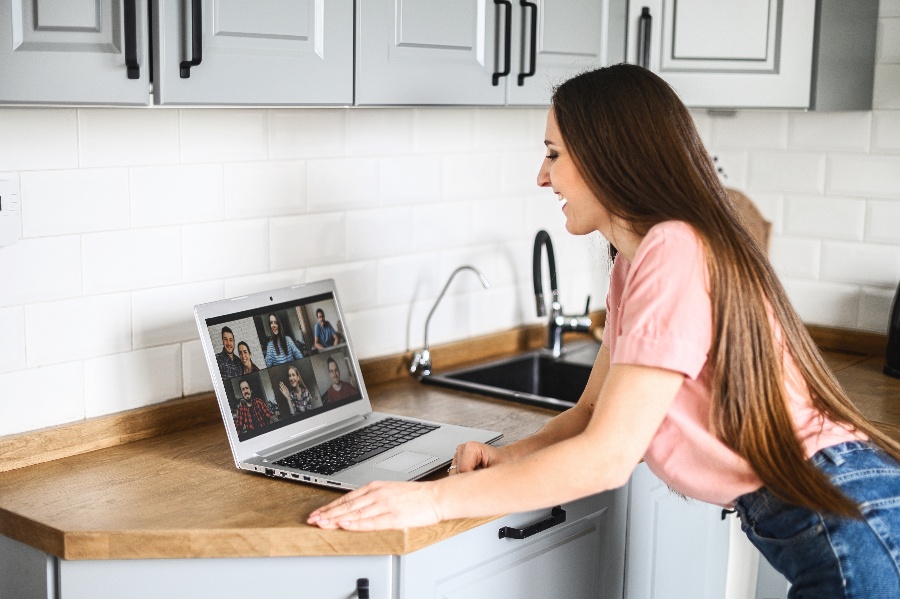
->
[[0, 0, 152, 105], [625, 463, 788, 599], [0, 0, 353, 106], [355, 0, 627, 106], [624, 0, 878, 110], [0, 490, 626, 599]]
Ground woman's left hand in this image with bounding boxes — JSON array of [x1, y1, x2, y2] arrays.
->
[[307, 481, 443, 530]]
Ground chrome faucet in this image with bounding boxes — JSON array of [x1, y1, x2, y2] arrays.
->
[[533, 230, 592, 358], [410, 265, 491, 379]]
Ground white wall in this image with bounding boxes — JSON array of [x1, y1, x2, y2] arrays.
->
[[1, 5, 899, 437]]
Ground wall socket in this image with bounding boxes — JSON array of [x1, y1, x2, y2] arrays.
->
[[0, 179, 21, 247]]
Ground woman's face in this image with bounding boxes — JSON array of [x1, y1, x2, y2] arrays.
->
[[238, 344, 251, 366], [288, 368, 300, 387], [269, 315, 279, 335], [537, 109, 611, 238]]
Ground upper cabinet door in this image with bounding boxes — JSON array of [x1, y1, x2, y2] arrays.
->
[[153, 0, 353, 106], [507, 0, 626, 105], [355, 0, 505, 106], [0, 0, 151, 105], [625, 0, 816, 109]]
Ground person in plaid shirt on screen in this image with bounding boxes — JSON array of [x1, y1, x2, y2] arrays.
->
[[234, 379, 274, 433]]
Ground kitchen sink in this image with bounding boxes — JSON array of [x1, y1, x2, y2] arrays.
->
[[421, 340, 600, 411]]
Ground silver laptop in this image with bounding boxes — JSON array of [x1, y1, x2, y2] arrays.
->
[[194, 279, 502, 490]]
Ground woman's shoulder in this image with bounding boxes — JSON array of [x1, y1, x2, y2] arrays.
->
[[635, 220, 704, 262]]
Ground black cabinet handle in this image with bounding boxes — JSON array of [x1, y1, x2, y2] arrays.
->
[[499, 506, 566, 539], [517, 0, 537, 86], [180, 0, 203, 78], [123, 0, 139, 79], [492, 0, 512, 86], [637, 6, 652, 69], [356, 577, 369, 599]]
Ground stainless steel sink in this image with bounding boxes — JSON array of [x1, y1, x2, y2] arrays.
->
[[421, 340, 600, 411]]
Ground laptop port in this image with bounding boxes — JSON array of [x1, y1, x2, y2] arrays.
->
[[302, 476, 310, 481], [264, 468, 275, 476], [291, 473, 299, 479]]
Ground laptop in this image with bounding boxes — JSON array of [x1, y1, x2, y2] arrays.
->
[[194, 279, 502, 490]]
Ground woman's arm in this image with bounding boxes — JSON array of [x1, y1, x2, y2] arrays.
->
[[308, 361, 683, 530], [454, 344, 611, 472]]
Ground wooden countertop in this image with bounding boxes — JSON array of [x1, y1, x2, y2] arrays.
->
[[0, 339, 897, 561]]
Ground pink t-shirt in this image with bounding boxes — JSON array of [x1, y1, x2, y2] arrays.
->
[[601, 221, 862, 506]]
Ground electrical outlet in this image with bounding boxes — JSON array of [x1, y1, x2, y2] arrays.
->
[[0, 179, 21, 247]]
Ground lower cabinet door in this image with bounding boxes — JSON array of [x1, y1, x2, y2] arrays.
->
[[57, 554, 392, 599], [399, 489, 628, 599]]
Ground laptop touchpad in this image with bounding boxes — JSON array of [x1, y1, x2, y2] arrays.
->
[[375, 452, 440, 473]]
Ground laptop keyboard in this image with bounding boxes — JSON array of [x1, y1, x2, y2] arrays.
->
[[273, 418, 440, 476]]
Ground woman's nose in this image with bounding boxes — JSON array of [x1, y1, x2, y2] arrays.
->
[[537, 160, 550, 188]]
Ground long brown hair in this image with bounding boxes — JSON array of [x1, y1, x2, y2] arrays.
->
[[553, 64, 900, 517]]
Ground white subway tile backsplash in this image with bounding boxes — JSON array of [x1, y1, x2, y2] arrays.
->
[[180, 110, 268, 164], [83, 228, 182, 294], [872, 111, 900, 153], [689, 110, 713, 148], [873, 64, 900, 109], [748, 152, 825, 194], [471, 197, 526, 244], [712, 111, 788, 150], [406, 291, 472, 349], [378, 155, 442, 205], [867, 199, 900, 243], [182, 220, 268, 282], [414, 108, 476, 153], [224, 161, 306, 219], [133, 281, 223, 349], [787, 112, 871, 153], [84, 345, 182, 417], [469, 284, 524, 335], [440, 243, 519, 291], [347, 109, 414, 156], [412, 202, 472, 251], [0, 363, 84, 436], [307, 158, 378, 212], [443, 153, 500, 199], [711, 151, 750, 190], [376, 253, 441, 307], [269, 213, 345, 270], [0, 237, 82, 307], [769, 237, 820, 280], [269, 109, 346, 159], [879, 18, 900, 63], [25, 293, 132, 367], [346, 207, 413, 260], [22, 168, 130, 237], [0, 109, 77, 171], [182, 339, 214, 396], [343, 304, 408, 359], [305, 261, 377, 314], [883, 1, 900, 18], [223, 268, 306, 298], [821, 241, 900, 287], [783, 195, 865, 241], [475, 108, 535, 150], [131, 164, 224, 227], [826, 154, 900, 197], [78, 109, 179, 168], [782, 280, 861, 329], [500, 152, 541, 195], [0, 307, 25, 373], [738, 190, 783, 233], [859, 286, 897, 332]]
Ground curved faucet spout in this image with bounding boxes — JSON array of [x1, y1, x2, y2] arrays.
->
[[410, 265, 491, 379], [533, 230, 558, 317]]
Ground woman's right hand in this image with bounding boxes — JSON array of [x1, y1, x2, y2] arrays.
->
[[449, 441, 509, 475], [278, 381, 289, 398]]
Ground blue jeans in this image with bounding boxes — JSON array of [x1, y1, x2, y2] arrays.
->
[[734, 441, 900, 598]]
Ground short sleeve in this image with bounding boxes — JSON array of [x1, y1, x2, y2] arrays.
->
[[610, 222, 712, 379]]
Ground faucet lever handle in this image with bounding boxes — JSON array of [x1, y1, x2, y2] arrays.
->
[[582, 295, 591, 316]]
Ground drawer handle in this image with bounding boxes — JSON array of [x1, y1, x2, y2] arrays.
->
[[123, 0, 140, 79], [498, 506, 566, 539], [180, 0, 203, 78], [517, 0, 537, 86], [637, 6, 652, 69], [492, 0, 512, 86]]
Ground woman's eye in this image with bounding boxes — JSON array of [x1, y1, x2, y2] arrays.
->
[[545, 153, 558, 161]]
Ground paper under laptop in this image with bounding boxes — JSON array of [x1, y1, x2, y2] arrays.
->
[[195, 279, 502, 490]]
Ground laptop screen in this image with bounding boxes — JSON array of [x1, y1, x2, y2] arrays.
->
[[204, 291, 363, 442]]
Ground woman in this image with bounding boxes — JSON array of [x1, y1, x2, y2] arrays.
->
[[308, 65, 900, 596], [278, 365, 320, 414], [237, 341, 260, 374], [263, 313, 304, 367]]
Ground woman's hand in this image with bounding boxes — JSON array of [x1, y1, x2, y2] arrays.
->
[[278, 381, 290, 399], [450, 441, 509, 475], [307, 481, 443, 531]]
